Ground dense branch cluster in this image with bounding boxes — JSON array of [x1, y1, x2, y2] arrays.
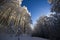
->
[[48, 0, 60, 12]]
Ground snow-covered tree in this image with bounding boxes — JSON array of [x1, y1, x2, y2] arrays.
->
[[0, 0, 22, 33], [16, 6, 32, 35], [48, 0, 60, 13], [48, 0, 60, 40], [32, 16, 50, 39], [0, 0, 32, 35]]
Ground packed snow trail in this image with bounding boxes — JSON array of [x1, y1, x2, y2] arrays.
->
[[0, 34, 49, 40]]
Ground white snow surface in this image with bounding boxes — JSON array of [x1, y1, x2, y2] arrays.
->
[[0, 34, 49, 40]]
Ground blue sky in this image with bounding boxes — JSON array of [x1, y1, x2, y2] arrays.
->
[[22, 0, 51, 24]]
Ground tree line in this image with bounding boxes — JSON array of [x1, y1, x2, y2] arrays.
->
[[32, 0, 60, 40]]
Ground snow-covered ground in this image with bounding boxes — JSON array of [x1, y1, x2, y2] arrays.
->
[[0, 34, 49, 40]]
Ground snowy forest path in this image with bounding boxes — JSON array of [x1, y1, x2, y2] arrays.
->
[[0, 34, 49, 40]]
